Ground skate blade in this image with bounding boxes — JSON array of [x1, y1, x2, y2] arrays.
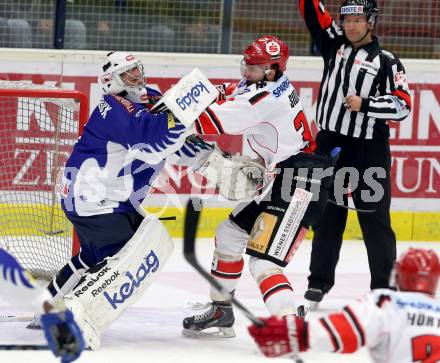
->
[[182, 326, 236, 339], [26, 317, 41, 330]]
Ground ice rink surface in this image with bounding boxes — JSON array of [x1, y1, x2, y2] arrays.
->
[[1, 238, 439, 363]]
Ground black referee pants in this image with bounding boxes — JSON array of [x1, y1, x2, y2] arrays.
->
[[308, 130, 396, 292]]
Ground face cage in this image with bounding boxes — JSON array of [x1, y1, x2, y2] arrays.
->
[[114, 61, 146, 89]]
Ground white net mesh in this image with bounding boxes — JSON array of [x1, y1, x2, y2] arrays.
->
[[0, 81, 84, 280]]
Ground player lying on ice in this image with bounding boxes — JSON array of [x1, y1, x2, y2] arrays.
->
[[182, 34, 340, 338], [0, 248, 84, 362], [37, 51, 215, 349], [248, 247, 440, 363]]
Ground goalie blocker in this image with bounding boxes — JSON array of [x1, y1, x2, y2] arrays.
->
[[63, 216, 174, 349], [234, 148, 340, 267]]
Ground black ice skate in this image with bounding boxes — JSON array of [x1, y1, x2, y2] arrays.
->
[[182, 301, 235, 338], [304, 288, 324, 311]]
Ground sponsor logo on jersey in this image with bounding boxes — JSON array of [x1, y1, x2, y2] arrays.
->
[[98, 100, 112, 119], [289, 90, 300, 108], [272, 77, 291, 98], [167, 113, 175, 129], [176, 81, 210, 111], [104, 250, 159, 309], [256, 81, 267, 90], [355, 59, 379, 74], [394, 71, 408, 87], [112, 95, 135, 114], [396, 298, 440, 313], [61, 176, 71, 198], [135, 109, 144, 118]]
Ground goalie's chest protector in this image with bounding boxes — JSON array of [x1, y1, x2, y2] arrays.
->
[[208, 76, 313, 169]]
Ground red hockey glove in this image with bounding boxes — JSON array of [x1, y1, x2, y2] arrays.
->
[[248, 315, 309, 357]]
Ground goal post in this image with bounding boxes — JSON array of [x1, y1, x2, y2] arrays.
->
[[0, 81, 88, 280]]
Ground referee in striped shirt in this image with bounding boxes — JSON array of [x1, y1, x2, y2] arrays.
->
[[298, 0, 412, 308]]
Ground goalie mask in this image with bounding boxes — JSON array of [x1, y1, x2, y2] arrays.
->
[[98, 51, 147, 103], [392, 248, 440, 296]]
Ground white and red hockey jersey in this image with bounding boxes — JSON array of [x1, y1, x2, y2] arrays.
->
[[195, 77, 316, 170], [309, 289, 440, 363]]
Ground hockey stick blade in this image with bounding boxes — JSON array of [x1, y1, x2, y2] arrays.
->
[[0, 344, 49, 350], [183, 198, 263, 327]]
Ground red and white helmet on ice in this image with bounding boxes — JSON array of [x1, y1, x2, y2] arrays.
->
[[98, 51, 147, 103], [243, 35, 289, 72], [394, 248, 440, 296]]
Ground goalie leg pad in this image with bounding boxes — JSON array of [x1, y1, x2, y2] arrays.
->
[[63, 216, 174, 349]]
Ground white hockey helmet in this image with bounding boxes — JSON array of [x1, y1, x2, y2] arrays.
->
[[98, 51, 147, 103]]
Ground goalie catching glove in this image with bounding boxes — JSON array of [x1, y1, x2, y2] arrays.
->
[[248, 315, 308, 358], [193, 145, 266, 201]]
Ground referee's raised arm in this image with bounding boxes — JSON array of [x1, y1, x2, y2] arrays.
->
[[298, 0, 344, 58]]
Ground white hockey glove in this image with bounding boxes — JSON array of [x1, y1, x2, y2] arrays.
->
[[194, 145, 266, 201]]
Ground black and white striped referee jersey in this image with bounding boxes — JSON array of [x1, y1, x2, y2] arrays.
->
[[299, 0, 412, 139]]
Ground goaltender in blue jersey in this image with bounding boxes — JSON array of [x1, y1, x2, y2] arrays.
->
[[38, 52, 213, 349], [61, 64, 199, 217]]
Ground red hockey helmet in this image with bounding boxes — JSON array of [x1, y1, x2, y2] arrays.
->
[[395, 248, 440, 296], [243, 35, 289, 72]]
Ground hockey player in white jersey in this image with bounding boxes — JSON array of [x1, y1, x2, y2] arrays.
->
[[41, 51, 213, 349], [0, 248, 84, 362], [248, 247, 440, 363], [183, 35, 340, 337]]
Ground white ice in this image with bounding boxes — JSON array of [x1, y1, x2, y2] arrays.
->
[[1, 239, 439, 363]]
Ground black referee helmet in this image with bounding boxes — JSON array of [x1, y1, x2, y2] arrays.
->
[[340, 0, 379, 26]]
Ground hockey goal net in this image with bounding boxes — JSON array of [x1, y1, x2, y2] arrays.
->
[[0, 81, 88, 280]]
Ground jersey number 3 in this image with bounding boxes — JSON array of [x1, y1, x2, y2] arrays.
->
[[411, 335, 440, 363], [293, 111, 315, 153]]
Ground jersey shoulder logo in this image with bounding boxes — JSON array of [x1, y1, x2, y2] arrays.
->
[[98, 99, 112, 119], [110, 95, 135, 114]]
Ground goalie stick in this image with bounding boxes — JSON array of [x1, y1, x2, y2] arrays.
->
[[183, 198, 304, 363]]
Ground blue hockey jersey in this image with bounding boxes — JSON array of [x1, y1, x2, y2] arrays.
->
[[61, 88, 194, 216]]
